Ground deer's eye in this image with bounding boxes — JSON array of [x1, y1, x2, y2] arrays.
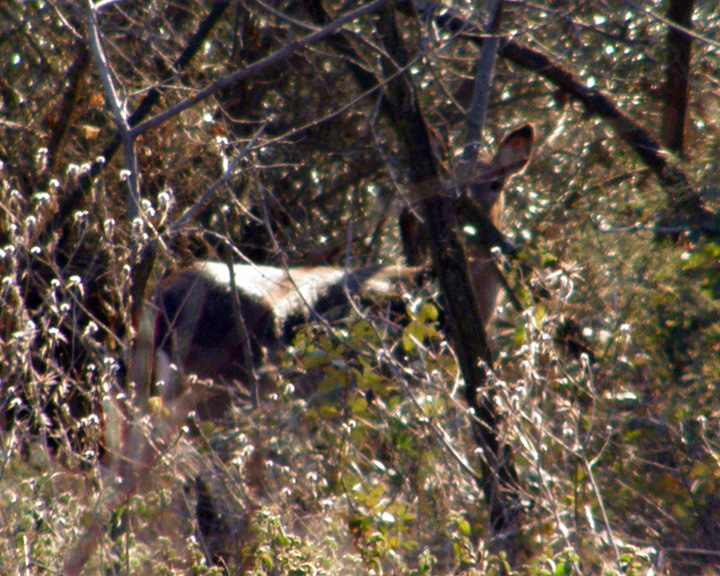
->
[[489, 179, 503, 192]]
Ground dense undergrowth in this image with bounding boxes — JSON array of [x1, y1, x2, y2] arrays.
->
[[2, 1, 720, 574]]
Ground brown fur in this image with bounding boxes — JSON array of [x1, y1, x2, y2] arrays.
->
[[134, 125, 535, 404]]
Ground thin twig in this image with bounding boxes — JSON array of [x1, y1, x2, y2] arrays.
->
[[166, 121, 269, 237], [84, 0, 141, 219]]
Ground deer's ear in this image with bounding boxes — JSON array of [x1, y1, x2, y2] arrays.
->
[[493, 125, 535, 177]]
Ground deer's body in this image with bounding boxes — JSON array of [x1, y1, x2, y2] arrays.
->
[[153, 261, 422, 385], [140, 125, 535, 400]]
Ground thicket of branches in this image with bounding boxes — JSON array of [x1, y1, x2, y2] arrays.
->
[[1, 1, 719, 574]]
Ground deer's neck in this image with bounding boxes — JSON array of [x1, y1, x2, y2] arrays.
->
[[465, 204, 504, 327]]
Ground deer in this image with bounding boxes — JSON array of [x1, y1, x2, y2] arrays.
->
[[135, 125, 535, 409]]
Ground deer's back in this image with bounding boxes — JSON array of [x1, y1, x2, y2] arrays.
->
[[153, 261, 424, 381]]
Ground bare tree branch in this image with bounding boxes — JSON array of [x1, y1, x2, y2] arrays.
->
[[129, 0, 391, 140], [463, 0, 504, 159], [45, 41, 90, 175], [42, 0, 232, 245], [168, 121, 269, 236], [403, 0, 719, 240], [661, 0, 695, 156], [84, 0, 141, 219], [374, 1, 523, 544]]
